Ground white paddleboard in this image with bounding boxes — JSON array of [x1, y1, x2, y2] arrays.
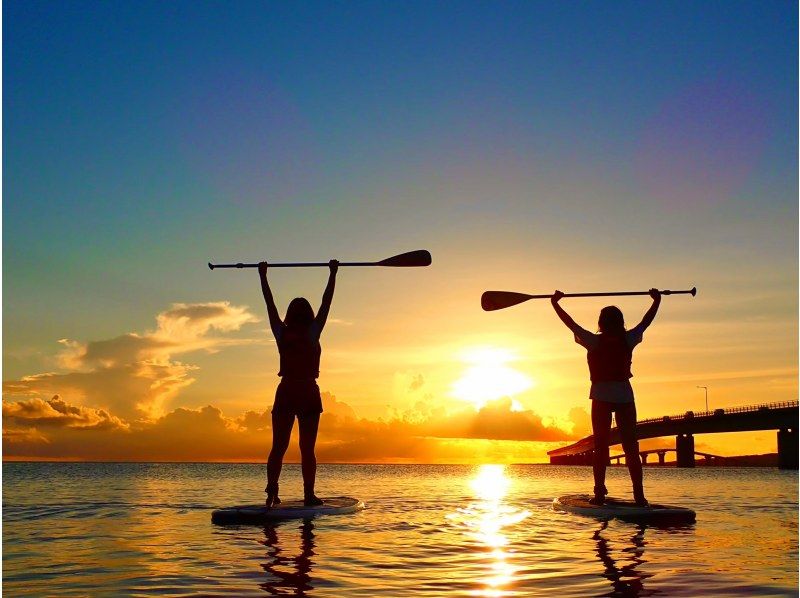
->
[[553, 494, 695, 524], [212, 496, 365, 524]]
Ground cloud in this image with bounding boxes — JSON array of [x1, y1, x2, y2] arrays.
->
[[1, 299, 577, 462], [3, 395, 128, 431], [2, 393, 575, 463], [421, 398, 574, 442], [392, 371, 427, 400], [326, 318, 353, 326], [568, 406, 591, 436], [3, 427, 50, 445], [3, 302, 259, 421]]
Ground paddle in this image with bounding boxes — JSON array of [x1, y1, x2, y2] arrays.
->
[[208, 249, 432, 270], [481, 287, 696, 311]]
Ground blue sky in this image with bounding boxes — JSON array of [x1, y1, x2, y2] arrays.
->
[[3, 1, 797, 460]]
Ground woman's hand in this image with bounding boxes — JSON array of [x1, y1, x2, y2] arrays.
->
[[258, 261, 268, 276], [649, 288, 661, 301], [551, 290, 565, 305], [329, 259, 339, 275]]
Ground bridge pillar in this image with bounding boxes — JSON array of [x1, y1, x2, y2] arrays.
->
[[778, 429, 798, 469], [657, 451, 666, 465], [640, 453, 648, 465], [676, 434, 695, 468]]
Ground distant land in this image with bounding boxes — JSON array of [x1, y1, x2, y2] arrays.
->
[[629, 453, 780, 467]]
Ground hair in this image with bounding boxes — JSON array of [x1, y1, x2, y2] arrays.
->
[[597, 306, 626, 337], [285, 297, 315, 329]]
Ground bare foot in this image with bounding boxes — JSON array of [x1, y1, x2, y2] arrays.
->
[[304, 494, 323, 506], [265, 484, 281, 508]]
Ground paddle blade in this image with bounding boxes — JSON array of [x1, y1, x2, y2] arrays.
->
[[377, 250, 432, 267], [481, 291, 534, 311]]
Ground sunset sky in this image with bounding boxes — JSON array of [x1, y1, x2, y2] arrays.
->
[[3, 1, 797, 462]]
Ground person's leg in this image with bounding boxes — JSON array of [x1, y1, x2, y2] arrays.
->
[[591, 400, 613, 504], [266, 411, 295, 506], [617, 402, 647, 505], [298, 413, 322, 505]]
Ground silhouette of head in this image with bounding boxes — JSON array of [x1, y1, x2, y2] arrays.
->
[[598, 306, 625, 336], [285, 297, 314, 329]]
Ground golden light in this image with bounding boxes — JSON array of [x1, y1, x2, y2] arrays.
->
[[470, 463, 510, 504], [451, 347, 535, 409], [448, 465, 531, 597]]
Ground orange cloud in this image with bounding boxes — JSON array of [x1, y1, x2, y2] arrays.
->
[[3, 396, 128, 431], [3, 427, 50, 445], [3, 301, 259, 421], [1, 302, 579, 463], [2, 392, 576, 463], [567, 406, 591, 436], [421, 397, 573, 442]]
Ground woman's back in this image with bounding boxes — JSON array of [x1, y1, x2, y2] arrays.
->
[[277, 324, 321, 379]]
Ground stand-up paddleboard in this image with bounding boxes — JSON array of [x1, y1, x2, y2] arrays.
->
[[212, 496, 365, 525], [553, 494, 695, 524]]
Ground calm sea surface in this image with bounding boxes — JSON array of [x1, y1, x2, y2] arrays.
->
[[2, 463, 797, 596]]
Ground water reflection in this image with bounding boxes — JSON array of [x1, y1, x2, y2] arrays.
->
[[448, 464, 531, 597], [593, 520, 650, 597], [591, 519, 695, 597], [260, 520, 316, 595]]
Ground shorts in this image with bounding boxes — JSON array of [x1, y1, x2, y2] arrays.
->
[[272, 379, 323, 417], [589, 380, 634, 403]]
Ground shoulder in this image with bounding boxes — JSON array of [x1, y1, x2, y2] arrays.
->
[[574, 327, 599, 349], [626, 326, 644, 347]]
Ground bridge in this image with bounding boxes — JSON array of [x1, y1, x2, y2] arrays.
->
[[548, 401, 798, 469], [608, 448, 724, 465]]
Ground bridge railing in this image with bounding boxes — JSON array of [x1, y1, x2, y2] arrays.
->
[[637, 400, 798, 425]]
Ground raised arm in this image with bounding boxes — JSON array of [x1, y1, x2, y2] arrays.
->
[[633, 288, 662, 333], [258, 262, 283, 339], [550, 290, 583, 335], [314, 260, 338, 332]]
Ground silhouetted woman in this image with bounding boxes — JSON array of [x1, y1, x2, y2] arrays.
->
[[551, 289, 661, 506], [258, 260, 338, 507]]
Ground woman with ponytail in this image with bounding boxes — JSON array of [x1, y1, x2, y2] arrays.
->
[[551, 289, 661, 506], [258, 260, 338, 507]]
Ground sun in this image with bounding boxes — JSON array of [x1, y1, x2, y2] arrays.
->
[[450, 346, 534, 410]]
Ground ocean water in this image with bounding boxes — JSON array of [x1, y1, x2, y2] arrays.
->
[[2, 462, 797, 596]]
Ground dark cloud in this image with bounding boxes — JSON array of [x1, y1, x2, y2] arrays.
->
[[422, 398, 574, 442], [2, 393, 574, 462]]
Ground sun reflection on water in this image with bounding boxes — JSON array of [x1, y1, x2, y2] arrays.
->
[[448, 464, 531, 597]]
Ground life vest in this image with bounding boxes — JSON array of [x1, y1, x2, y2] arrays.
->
[[278, 326, 321, 379], [587, 333, 632, 382]]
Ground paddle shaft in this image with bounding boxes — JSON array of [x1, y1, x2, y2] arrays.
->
[[209, 249, 431, 270], [210, 261, 378, 269], [521, 288, 695, 300]]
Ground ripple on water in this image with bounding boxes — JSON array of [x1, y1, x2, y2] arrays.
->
[[2, 463, 797, 596]]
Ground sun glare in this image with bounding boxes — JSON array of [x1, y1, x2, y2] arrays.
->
[[470, 463, 510, 504], [447, 464, 531, 596], [451, 347, 534, 409]]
